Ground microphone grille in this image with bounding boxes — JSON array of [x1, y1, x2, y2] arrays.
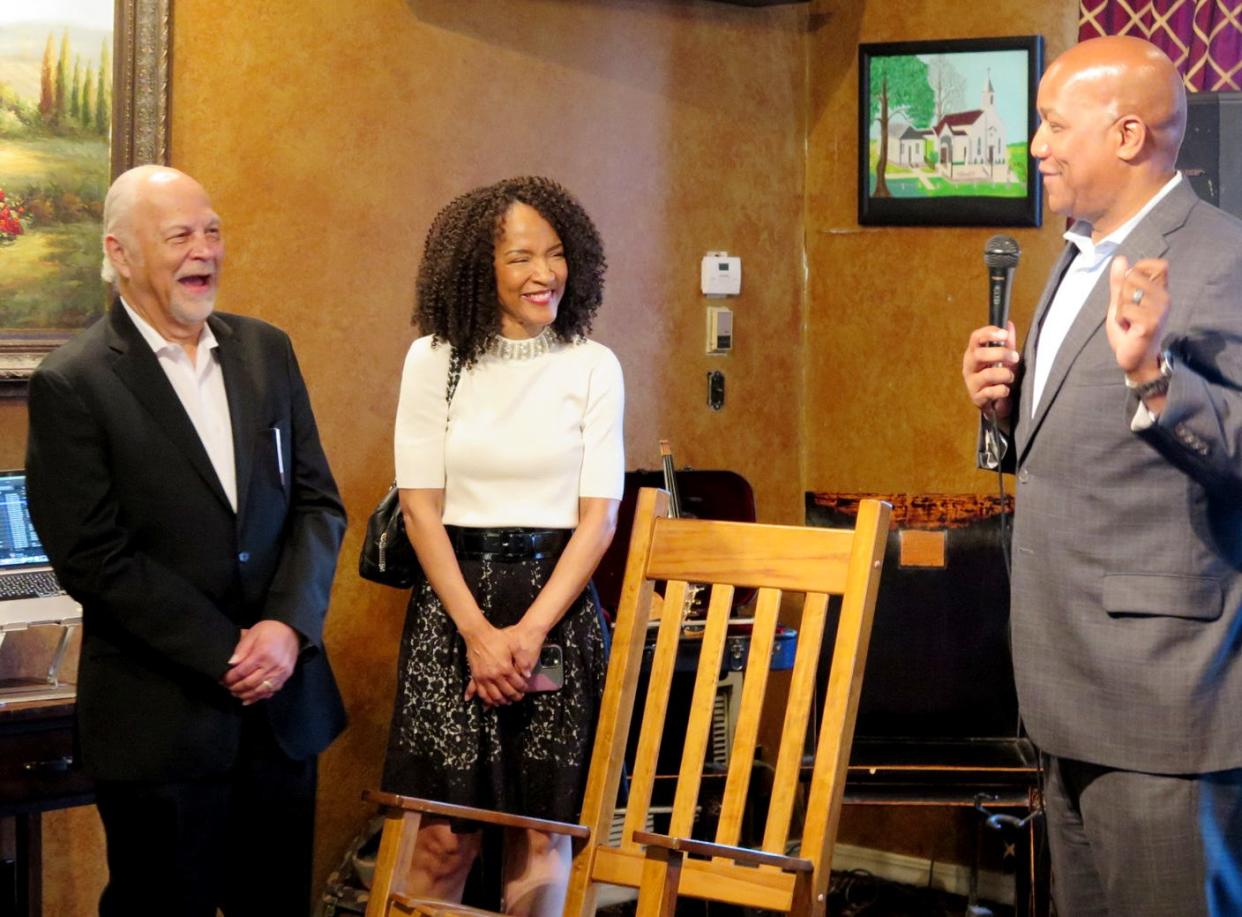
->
[[984, 234, 1020, 269]]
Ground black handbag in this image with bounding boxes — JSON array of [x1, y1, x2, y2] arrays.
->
[[358, 483, 419, 588], [358, 349, 462, 589]]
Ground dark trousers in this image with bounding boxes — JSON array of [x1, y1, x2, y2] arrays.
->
[[94, 712, 317, 917], [1044, 755, 1242, 917]]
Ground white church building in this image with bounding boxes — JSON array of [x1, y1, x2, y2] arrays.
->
[[932, 74, 1009, 180]]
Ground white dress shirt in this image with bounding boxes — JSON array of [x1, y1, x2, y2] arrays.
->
[[121, 300, 238, 511], [1030, 173, 1183, 416]]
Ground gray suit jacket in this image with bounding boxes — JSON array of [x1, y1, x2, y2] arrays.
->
[[1008, 179, 1242, 775]]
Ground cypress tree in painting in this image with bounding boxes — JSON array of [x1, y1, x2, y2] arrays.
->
[[81, 68, 94, 129], [40, 34, 54, 119], [95, 42, 110, 135], [70, 56, 81, 120], [54, 30, 69, 123]]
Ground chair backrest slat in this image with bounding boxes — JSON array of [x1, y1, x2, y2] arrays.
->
[[667, 581, 736, 839], [713, 585, 783, 851], [619, 577, 687, 851], [762, 591, 829, 856]]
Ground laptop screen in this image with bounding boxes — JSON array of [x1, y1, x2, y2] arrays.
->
[[0, 471, 50, 568]]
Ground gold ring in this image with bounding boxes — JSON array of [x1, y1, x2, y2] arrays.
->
[[1130, 288, 1144, 305], [261, 679, 275, 692]]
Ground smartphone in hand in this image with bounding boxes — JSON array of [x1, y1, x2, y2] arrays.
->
[[527, 644, 564, 693]]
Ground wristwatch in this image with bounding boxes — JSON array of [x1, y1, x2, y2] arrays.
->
[[1125, 351, 1173, 400]]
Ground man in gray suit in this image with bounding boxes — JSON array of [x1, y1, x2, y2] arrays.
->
[[962, 36, 1242, 916]]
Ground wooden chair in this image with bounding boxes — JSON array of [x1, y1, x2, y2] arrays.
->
[[363, 487, 891, 917]]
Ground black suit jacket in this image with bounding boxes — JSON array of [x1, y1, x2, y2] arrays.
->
[[25, 303, 347, 782]]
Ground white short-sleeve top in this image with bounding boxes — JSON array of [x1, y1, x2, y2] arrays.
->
[[394, 329, 625, 528]]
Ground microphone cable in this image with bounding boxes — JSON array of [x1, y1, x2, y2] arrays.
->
[[992, 418, 1012, 583]]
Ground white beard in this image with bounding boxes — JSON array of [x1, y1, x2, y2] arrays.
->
[[170, 294, 216, 326]]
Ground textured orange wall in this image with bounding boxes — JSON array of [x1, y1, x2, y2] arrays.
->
[[0, 405, 24, 469], [804, 0, 1078, 495]]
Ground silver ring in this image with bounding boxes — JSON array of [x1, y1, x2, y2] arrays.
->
[[261, 679, 275, 692], [1130, 288, 1144, 305]]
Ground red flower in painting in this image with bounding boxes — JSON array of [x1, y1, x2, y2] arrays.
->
[[0, 187, 30, 244]]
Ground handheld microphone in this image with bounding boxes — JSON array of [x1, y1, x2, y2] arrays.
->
[[984, 234, 1020, 340], [979, 234, 1020, 473]]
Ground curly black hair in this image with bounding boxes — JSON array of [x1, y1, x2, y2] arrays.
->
[[413, 176, 607, 366]]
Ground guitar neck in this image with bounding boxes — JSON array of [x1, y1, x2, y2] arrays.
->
[[658, 439, 682, 518]]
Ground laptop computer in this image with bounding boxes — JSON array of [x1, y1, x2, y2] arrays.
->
[[0, 470, 79, 631]]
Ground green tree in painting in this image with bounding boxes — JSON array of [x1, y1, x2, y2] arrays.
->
[[40, 34, 54, 119], [70, 56, 81, 120], [95, 42, 110, 135], [869, 56, 934, 197], [55, 30, 69, 124], [81, 68, 94, 128]]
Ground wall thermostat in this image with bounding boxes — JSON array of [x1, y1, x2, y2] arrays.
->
[[706, 305, 733, 354], [700, 251, 741, 297]]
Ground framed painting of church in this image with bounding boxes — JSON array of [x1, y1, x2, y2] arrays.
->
[[858, 36, 1044, 227], [0, 0, 170, 397]]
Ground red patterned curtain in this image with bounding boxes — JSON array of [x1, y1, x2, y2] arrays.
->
[[1079, 0, 1242, 90]]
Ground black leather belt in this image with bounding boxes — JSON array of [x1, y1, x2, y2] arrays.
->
[[446, 526, 571, 562]]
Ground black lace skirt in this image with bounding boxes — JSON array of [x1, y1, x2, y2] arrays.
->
[[380, 538, 607, 823]]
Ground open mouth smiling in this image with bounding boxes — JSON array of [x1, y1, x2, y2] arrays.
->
[[178, 273, 213, 291]]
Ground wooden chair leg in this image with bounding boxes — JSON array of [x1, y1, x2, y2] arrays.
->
[[366, 809, 424, 917], [635, 846, 684, 917], [789, 870, 821, 917]]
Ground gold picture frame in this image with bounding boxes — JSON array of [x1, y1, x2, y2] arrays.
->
[[0, 0, 171, 397]]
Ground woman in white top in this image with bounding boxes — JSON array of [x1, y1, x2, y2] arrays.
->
[[381, 176, 624, 916]]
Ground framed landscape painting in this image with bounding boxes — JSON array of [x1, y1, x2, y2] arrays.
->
[[0, 0, 169, 396], [859, 36, 1044, 227]]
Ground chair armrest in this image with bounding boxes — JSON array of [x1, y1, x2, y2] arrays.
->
[[363, 789, 591, 839], [631, 830, 812, 873], [389, 893, 503, 916]]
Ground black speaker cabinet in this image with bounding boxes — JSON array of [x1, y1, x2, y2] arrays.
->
[[1177, 91, 1242, 219], [807, 493, 1018, 739]]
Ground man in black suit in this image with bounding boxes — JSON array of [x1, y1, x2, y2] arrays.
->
[[25, 165, 347, 916]]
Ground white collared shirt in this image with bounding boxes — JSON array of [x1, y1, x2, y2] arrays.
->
[[1030, 173, 1183, 415], [121, 299, 238, 511]]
